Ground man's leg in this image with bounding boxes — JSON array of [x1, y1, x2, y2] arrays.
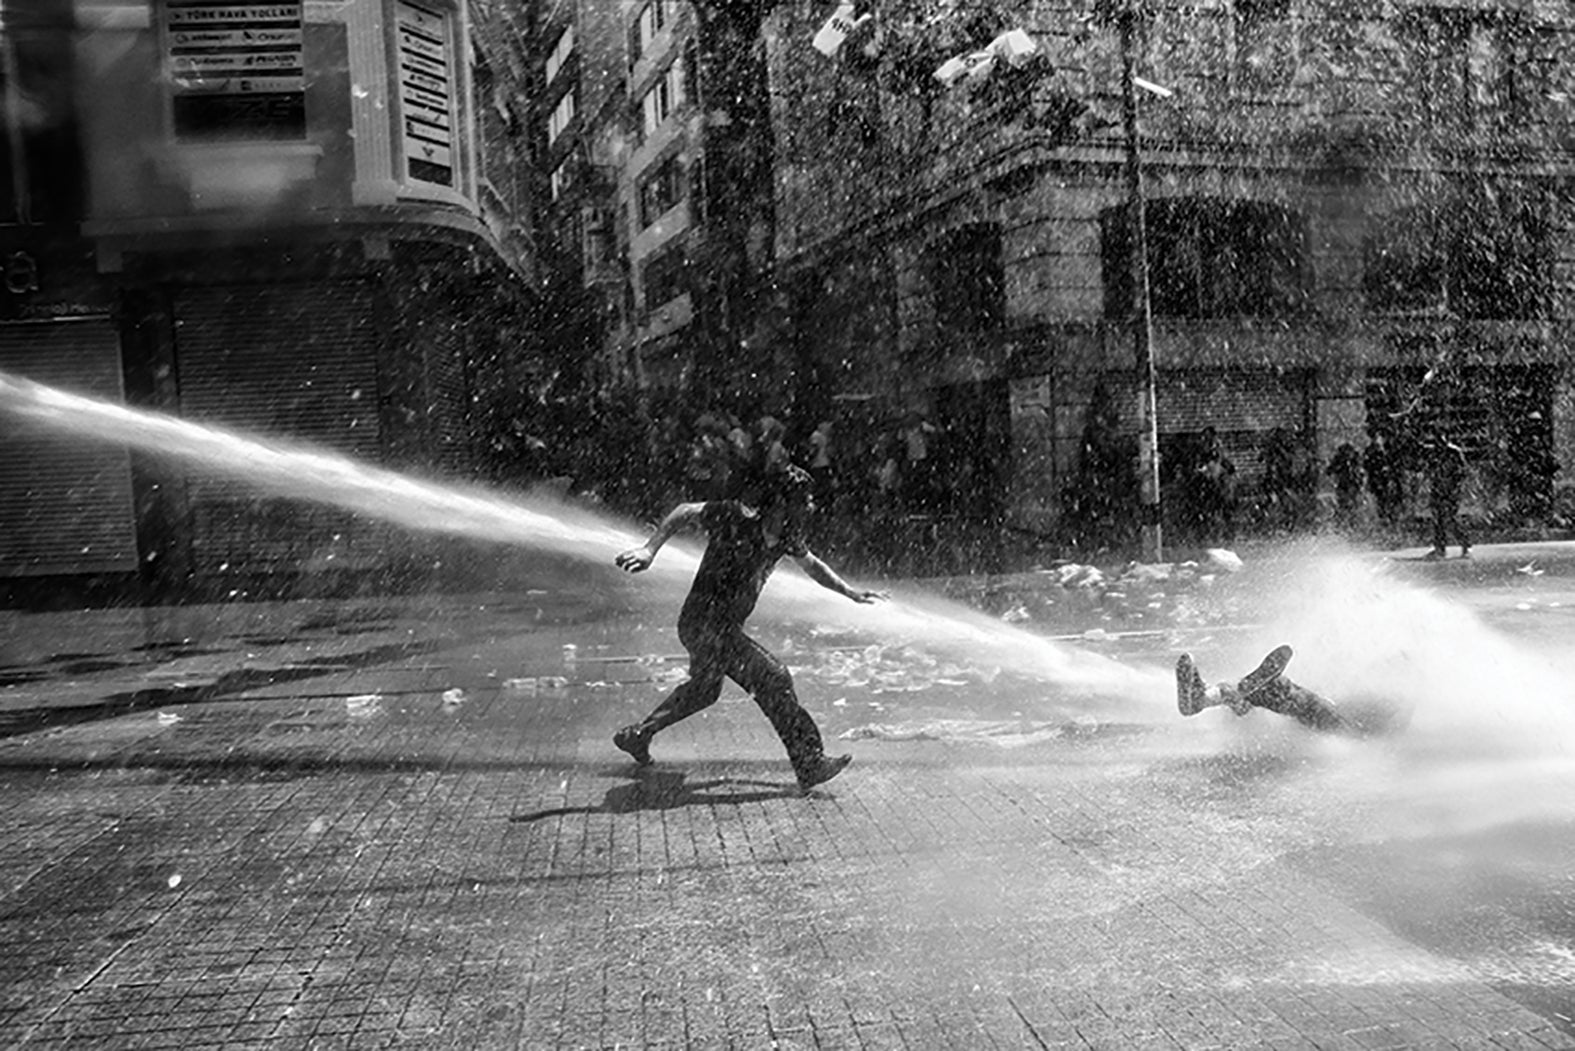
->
[[613, 651, 725, 765], [728, 633, 850, 790], [1428, 499, 1448, 557], [1246, 678, 1346, 733]]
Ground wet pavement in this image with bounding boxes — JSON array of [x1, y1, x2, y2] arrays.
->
[[2, 544, 1575, 1049]]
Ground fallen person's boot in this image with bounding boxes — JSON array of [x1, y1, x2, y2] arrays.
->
[[613, 725, 653, 765], [797, 754, 852, 791], [1176, 654, 1208, 716], [1238, 644, 1293, 698]]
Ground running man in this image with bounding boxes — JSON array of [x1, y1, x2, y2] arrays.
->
[[613, 463, 884, 791]]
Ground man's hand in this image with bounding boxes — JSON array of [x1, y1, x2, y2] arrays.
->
[[616, 545, 655, 573]]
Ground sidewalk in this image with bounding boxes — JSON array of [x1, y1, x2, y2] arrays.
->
[[0, 582, 1571, 1049]]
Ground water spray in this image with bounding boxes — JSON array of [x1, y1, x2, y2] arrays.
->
[[0, 368, 1161, 705]]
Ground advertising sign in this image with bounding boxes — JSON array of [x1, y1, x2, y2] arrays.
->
[[395, 1, 455, 187], [163, 1, 305, 139]]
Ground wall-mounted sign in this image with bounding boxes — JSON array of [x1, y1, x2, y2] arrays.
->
[[163, 1, 305, 140], [395, 1, 456, 187]]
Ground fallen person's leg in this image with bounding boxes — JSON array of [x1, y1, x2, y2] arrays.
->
[[1176, 645, 1408, 737]]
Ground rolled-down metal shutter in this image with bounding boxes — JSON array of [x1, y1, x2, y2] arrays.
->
[[1157, 368, 1310, 485], [0, 318, 139, 576], [173, 283, 383, 572]]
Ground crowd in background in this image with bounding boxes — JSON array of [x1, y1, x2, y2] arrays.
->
[[477, 384, 1565, 574], [477, 389, 1009, 575]]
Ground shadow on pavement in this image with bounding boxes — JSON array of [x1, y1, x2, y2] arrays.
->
[[0, 639, 447, 740], [510, 767, 803, 821]]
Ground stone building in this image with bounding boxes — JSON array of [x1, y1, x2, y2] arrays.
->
[[0, 0, 543, 594], [763, 0, 1575, 546]]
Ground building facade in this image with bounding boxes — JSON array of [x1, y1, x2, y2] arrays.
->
[[0, 0, 544, 594], [763, 0, 1575, 546]]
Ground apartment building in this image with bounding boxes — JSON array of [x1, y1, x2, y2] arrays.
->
[[765, 0, 1575, 540], [0, 0, 542, 592]]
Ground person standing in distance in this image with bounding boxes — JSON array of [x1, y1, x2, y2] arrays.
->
[[613, 463, 885, 791]]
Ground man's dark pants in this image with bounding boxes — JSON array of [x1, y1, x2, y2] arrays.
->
[[635, 617, 826, 778]]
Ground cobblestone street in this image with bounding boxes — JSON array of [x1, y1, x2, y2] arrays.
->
[[1, 581, 1573, 1049]]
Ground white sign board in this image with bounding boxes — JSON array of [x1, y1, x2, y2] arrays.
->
[[396, 1, 456, 187], [163, 0, 304, 138]]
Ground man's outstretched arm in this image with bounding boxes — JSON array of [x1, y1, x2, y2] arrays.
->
[[794, 551, 885, 603], [616, 502, 706, 572]]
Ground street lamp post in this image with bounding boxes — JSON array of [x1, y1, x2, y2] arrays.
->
[[1117, 1, 1163, 563]]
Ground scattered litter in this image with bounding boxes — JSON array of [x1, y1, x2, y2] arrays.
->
[[442, 688, 465, 706], [1123, 562, 1173, 583], [156, 711, 182, 727], [812, 2, 871, 56], [167, 874, 182, 889], [539, 676, 569, 690], [1000, 604, 1031, 623], [1205, 548, 1244, 572], [346, 694, 383, 717], [503, 678, 538, 692], [832, 697, 847, 707], [1518, 563, 1544, 577], [562, 644, 578, 663]]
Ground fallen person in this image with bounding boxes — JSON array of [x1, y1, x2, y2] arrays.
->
[[1176, 645, 1410, 737]]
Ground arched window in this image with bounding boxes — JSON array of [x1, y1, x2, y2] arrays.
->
[[1101, 197, 1309, 319], [1363, 185, 1549, 319], [924, 223, 1005, 333]]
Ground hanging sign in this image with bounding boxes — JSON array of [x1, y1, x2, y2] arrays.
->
[[395, 1, 456, 187], [163, 1, 305, 137]]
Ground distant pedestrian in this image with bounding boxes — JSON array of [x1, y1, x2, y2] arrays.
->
[[1364, 432, 1402, 527], [612, 462, 885, 791], [1425, 433, 1470, 560], [1327, 442, 1364, 523], [1191, 427, 1237, 543]]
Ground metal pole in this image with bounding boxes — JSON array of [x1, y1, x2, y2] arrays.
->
[[1118, 1, 1162, 562]]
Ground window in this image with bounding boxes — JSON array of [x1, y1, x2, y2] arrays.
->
[[548, 91, 576, 143], [924, 224, 1005, 333], [1228, 0, 1297, 95], [627, 0, 670, 66], [637, 155, 685, 227], [642, 237, 688, 312], [1364, 186, 1549, 320], [1401, 6, 1529, 134], [162, 0, 306, 143], [639, 62, 684, 138], [545, 25, 574, 85], [1101, 198, 1309, 319], [0, 1, 82, 222]]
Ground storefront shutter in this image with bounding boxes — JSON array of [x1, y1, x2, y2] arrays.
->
[[172, 283, 384, 572], [0, 318, 139, 576]]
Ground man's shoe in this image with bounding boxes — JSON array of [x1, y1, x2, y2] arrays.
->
[[1176, 654, 1208, 716], [797, 754, 852, 791], [613, 725, 653, 766], [1237, 644, 1293, 700]]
